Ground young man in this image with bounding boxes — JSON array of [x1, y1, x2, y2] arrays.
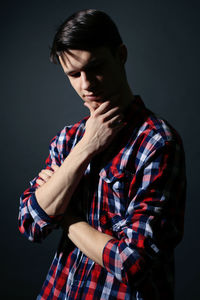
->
[[19, 9, 186, 300]]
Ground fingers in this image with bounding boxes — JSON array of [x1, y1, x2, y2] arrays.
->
[[38, 169, 53, 182], [93, 101, 112, 116], [101, 106, 122, 122], [36, 165, 59, 187], [84, 94, 120, 116], [36, 178, 45, 186], [93, 102, 124, 126], [109, 114, 125, 128], [51, 164, 59, 171]]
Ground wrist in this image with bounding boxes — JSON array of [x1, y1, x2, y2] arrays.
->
[[79, 136, 98, 157]]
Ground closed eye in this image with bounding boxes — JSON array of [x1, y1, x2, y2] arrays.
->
[[69, 72, 81, 78]]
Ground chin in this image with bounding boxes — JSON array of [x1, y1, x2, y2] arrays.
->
[[84, 99, 101, 110]]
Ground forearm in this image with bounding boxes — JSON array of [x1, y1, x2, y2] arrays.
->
[[35, 138, 94, 216], [67, 221, 114, 266], [67, 220, 148, 285], [35, 101, 124, 217]]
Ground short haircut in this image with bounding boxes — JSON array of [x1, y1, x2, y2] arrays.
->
[[50, 9, 123, 64]]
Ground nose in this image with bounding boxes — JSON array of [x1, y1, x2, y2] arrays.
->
[[81, 71, 94, 91]]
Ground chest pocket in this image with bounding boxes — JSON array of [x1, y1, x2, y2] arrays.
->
[[99, 167, 133, 199], [98, 167, 133, 236]]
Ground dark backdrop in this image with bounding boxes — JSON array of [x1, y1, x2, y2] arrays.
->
[[1, 0, 199, 299]]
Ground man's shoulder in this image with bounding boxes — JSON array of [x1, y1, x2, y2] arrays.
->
[[129, 96, 181, 147], [127, 108, 184, 167], [125, 111, 184, 171], [145, 114, 176, 141], [137, 110, 181, 147]]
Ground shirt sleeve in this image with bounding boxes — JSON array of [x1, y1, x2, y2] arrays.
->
[[102, 139, 186, 285], [18, 127, 68, 242]]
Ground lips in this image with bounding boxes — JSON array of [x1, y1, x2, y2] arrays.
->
[[84, 93, 103, 101]]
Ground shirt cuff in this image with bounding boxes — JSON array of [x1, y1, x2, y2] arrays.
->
[[29, 193, 63, 224], [102, 238, 144, 284], [102, 238, 120, 275]]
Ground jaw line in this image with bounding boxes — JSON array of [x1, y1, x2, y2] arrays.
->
[[84, 100, 102, 110]]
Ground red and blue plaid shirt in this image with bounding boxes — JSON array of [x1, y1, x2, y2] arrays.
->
[[19, 96, 186, 300]]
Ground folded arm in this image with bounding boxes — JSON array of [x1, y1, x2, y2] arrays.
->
[[65, 139, 186, 285], [35, 101, 124, 216], [18, 100, 124, 241]]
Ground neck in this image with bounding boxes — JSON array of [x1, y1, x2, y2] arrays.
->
[[119, 82, 135, 112]]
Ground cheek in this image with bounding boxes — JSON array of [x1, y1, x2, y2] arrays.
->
[[69, 79, 81, 93], [103, 73, 120, 91], [102, 68, 119, 85]]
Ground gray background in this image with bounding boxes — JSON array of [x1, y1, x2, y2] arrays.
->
[[1, 0, 199, 299]]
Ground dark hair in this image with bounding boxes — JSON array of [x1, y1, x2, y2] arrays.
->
[[50, 9, 123, 64]]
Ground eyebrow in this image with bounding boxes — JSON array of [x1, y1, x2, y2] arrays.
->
[[65, 58, 104, 76]]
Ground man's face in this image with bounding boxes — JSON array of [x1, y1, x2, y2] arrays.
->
[[59, 46, 126, 110]]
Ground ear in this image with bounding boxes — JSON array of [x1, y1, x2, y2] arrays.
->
[[118, 44, 127, 65]]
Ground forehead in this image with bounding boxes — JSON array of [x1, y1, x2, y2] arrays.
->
[[59, 47, 113, 72]]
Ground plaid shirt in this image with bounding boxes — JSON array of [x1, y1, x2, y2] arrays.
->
[[18, 96, 186, 300]]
